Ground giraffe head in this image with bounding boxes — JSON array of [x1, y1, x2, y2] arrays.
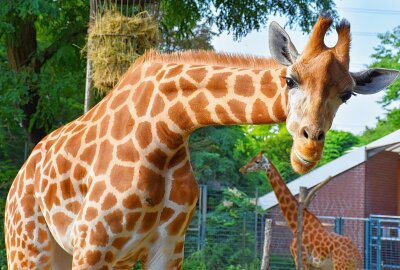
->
[[269, 14, 399, 173], [239, 151, 271, 174]]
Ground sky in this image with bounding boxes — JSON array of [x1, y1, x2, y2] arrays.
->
[[211, 0, 400, 134]]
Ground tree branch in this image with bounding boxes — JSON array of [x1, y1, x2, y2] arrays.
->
[[30, 26, 87, 72]]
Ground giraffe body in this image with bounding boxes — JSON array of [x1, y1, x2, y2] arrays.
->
[[240, 152, 362, 270], [5, 56, 289, 269], [5, 15, 398, 269]]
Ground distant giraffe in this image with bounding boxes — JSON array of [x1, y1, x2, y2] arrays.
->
[[240, 151, 362, 270], [5, 15, 397, 269]]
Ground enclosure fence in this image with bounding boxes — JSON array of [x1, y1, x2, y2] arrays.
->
[[183, 185, 400, 270]]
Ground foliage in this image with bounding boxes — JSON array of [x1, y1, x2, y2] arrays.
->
[[319, 130, 359, 166], [202, 188, 261, 270], [158, 23, 215, 52], [371, 26, 400, 107], [160, 0, 336, 40], [358, 108, 400, 145], [239, 124, 298, 181], [182, 251, 207, 270], [189, 126, 267, 192]]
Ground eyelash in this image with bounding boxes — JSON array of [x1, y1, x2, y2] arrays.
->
[[340, 91, 355, 103], [285, 77, 297, 89]]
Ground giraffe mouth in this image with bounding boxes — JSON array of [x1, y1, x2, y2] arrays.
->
[[293, 148, 313, 166]]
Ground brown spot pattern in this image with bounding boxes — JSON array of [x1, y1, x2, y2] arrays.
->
[[146, 149, 168, 170], [93, 140, 113, 175], [137, 166, 165, 205], [189, 93, 212, 125], [133, 81, 155, 117], [228, 99, 247, 123], [88, 181, 106, 202], [186, 68, 207, 83], [159, 81, 177, 101], [104, 210, 123, 234], [89, 222, 109, 246], [215, 105, 235, 124], [110, 165, 134, 192], [251, 98, 270, 123], [116, 139, 139, 163], [170, 161, 198, 205], [60, 179, 76, 200], [234, 74, 255, 96], [206, 72, 231, 98], [135, 121, 152, 149], [80, 144, 97, 164], [150, 94, 165, 117], [122, 193, 142, 209], [168, 102, 194, 131], [52, 212, 72, 236], [111, 105, 134, 140], [166, 213, 187, 235], [139, 212, 158, 233], [101, 193, 117, 211], [110, 90, 129, 110], [260, 71, 278, 98], [179, 77, 197, 96], [156, 121, 183, 149]]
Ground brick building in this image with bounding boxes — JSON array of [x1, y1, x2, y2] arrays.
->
[[258, 130, 400, 263]]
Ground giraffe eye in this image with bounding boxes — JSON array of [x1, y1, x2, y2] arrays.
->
[[285, 77, 296, 89], [340, 91, 353, 103]]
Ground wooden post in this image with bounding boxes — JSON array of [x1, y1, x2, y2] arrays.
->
[[296, 186, 308, 269], [84, 0, 97, 113], [296, 176, 333, 269], [260, 219, 273, 270]]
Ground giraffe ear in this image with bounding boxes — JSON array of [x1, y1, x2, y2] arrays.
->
[[269, 21, 299, 66], [351, 68, 399, 95]]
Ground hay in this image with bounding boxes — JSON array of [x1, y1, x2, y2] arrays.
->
[[87, 9, 158, 94]]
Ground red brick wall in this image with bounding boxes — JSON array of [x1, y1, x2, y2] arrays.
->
[[264, 151, 400, 264], [307, 162, 366, 218], [364, 151, 399, 216]]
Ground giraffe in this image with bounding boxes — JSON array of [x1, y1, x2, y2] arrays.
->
[[240, 151, 362, 269], [5, 15, 397, 269]]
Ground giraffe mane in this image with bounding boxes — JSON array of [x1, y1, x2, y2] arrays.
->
[[134, 49, 284, 70]]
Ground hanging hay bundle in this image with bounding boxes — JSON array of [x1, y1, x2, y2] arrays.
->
[[87, 9, 158, 94]]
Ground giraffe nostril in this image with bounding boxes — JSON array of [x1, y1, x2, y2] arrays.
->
[[317, 131, 325, 141], [303, 128, 309, 139]]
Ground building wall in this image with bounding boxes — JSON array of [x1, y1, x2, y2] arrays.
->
[[364, 151, 399, 216], [266, 162, 367, 255], [264, 151, 400, 265]]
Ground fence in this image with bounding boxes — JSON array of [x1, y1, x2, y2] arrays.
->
[[183, 185, 400, 270]]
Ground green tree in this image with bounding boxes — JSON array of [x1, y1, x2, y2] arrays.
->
[[161, 0, 336, 40], [370, 26, 400, 107], [358, 108, 400, 145], [357, 25, 400, 144], [239, 124, 297, 181], [203, 188, 261, 269], [319, 130, 359, 165]]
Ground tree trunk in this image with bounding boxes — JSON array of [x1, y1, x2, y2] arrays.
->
[[6, 17, 47, 146]]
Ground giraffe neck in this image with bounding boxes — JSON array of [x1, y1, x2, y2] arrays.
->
[[266, 162, 299, 233], [111, 61, 288, 148]]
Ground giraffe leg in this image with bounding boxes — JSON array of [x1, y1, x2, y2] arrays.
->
[[144, 236, 185, 270], [5, 175, 71, 269]]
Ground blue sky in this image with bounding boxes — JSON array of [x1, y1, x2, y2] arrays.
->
[[212, 0, 400, 134]]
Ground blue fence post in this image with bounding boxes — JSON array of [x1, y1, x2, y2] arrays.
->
[[364, 218, 371, 270], [376, 219, 381, 270], [334, 217, 343, 235]]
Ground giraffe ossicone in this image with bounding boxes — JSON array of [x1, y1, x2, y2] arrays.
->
[[240, 151, 363, 269], [5, 14, 398, 269]]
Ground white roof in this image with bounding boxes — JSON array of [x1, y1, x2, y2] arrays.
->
[[258, 129, 400, 210]]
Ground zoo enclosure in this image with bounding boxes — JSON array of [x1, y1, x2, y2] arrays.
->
[[184, 185, 400, 269]]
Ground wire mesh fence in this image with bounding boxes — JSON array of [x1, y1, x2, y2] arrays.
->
[[183, 185, 400, 270]]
